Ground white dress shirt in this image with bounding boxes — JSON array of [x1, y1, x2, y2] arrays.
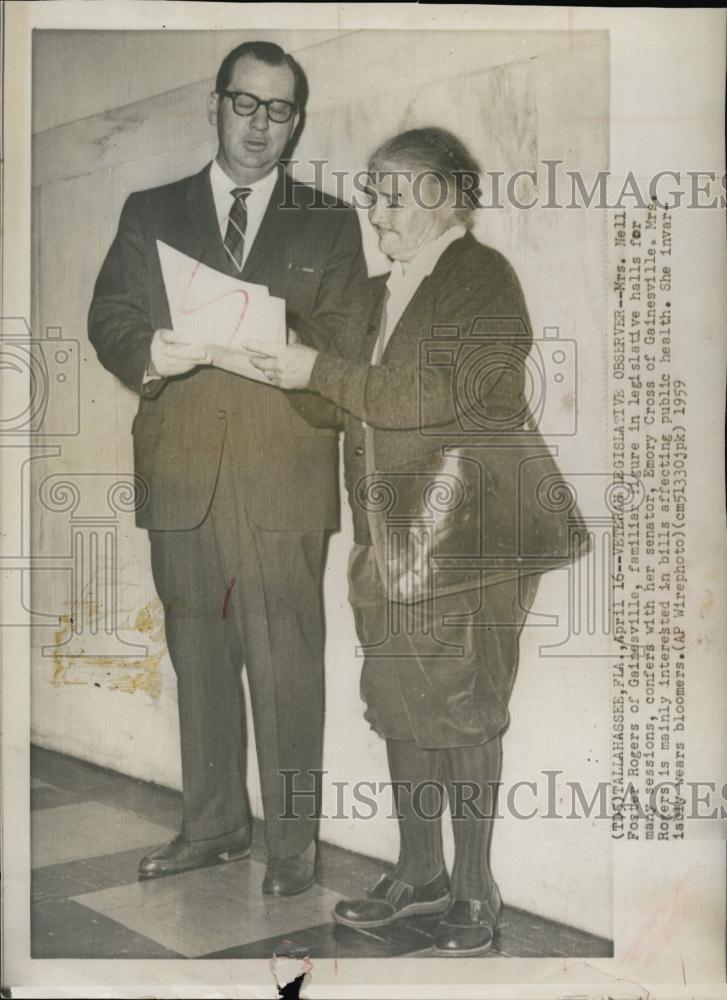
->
[[377, 223, 467, 356], [209, 157, 279, 269]]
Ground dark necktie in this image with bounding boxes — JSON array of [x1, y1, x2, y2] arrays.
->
[[223, 186, 252, 271]]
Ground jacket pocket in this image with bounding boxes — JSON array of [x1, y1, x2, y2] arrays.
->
[[283, 260, 323, 314]]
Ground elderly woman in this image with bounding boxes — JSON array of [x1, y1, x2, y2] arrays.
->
[[244, 128, 586, 956]]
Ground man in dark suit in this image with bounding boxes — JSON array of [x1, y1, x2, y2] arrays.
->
[[88, 41, 365, 895]]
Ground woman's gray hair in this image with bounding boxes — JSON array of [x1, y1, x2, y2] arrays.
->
[[368, 127, 482, 228]]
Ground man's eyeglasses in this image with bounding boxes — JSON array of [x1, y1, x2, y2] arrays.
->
[[218, 90, 297, 124]]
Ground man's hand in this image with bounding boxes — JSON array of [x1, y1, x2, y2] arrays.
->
[[149, 328, 211, 377], [241, 341, 319, 390]]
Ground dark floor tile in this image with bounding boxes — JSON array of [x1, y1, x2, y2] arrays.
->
[[32, 898, 183, 959], [496, 905, 612, 958], [31, 784, 98, 812], [30, 746, 118, 792], [315, 842, 385, 898], [203, 908, 444, 961], [32, 858, 122, 904], [346, 919, 434, 954], [31, 841, 176, 903], [214, 903, 611, 962], [90, 778, 183, 829], [201, 920, 407, 960]]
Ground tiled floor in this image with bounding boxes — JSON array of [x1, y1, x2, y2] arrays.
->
[[30, 746, 614, 960]]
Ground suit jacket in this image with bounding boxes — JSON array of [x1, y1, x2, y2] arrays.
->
[[88, 163, 365, 532], [308, 232, 589, 602]]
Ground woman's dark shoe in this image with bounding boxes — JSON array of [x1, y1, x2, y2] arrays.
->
[[334, 869, 450, 929], [138, 827, 251, 879], [433, 882, 502, 956]]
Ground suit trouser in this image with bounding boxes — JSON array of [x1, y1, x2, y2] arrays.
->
[[148, 449, 326, 859]]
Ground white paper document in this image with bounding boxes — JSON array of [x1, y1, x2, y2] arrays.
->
[[156, 240, 286, 380]]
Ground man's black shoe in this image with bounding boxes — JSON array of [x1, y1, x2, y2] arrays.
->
[[334, 869, 450, 929], [432, 882, 502, 956], [262, 841, 316, 897], [138, 827, 251, 879]]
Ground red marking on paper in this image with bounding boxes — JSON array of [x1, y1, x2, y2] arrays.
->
[[623, 864, 696, 966], [180, 257, 250, 349]]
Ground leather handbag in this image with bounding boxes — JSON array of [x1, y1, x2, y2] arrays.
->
[[356, 423, 590, 606]]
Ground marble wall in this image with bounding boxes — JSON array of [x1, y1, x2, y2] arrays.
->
[[31, 28, 611, 936]]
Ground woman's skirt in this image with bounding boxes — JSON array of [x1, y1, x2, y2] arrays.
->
[[347, 543, 540, 749]]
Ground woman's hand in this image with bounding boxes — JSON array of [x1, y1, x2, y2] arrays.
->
[[241, 341, 319, 390]]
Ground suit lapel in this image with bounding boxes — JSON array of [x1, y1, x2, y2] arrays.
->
[[184, 163, 230, 274], [180, 165, 315, 285]]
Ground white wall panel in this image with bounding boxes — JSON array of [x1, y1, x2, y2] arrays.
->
[[32, 29, 350, 133]]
